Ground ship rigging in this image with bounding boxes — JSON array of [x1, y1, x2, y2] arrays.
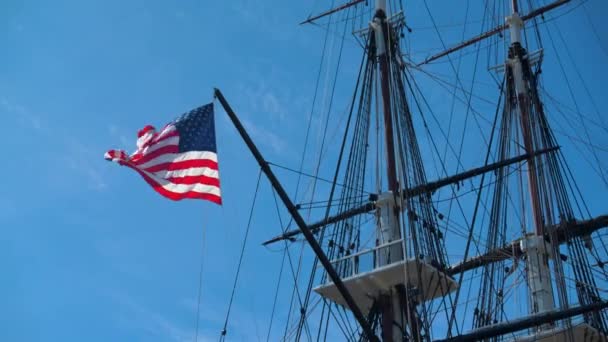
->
[[213, 0, 608, 340]]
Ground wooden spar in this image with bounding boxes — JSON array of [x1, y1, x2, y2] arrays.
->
[[300, 0, 365, 25], [448, 215, 608, 275], [262, 147, 558, 246], [417, 0, 570, 66], [435, 300, 608, 342], [213, 88, 379, 342], [262, 202, 376, 246]]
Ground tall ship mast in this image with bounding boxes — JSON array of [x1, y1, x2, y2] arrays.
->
[[214, 0, 608, 340]]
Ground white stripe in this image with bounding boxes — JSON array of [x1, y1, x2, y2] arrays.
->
[[155, 166, 219, 179], [153, 125, 176, 141], [137, 151, 218, 169], [105, 150, 126, 163], [144, 136, 179, 154], [162, 182, 221, 196], [137, 131, 156, 149], [140, 169, 221, 196], [129, 137, 178, 160]]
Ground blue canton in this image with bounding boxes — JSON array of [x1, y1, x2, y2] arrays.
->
[[174, 103, 217, 153]]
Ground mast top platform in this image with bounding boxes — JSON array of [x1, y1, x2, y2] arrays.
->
[[314, 241, 458, 313]]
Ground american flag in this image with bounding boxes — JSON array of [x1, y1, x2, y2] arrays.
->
[[105, 103, 221, 205]]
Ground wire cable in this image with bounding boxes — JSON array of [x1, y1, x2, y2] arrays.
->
[[219, 170, 262, 341]]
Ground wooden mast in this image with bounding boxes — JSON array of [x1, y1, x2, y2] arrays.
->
[[508, 0, 544, 237], [373, 1, 415, 340], [375, 5, 399, 195], [507, 0, 557, 321]]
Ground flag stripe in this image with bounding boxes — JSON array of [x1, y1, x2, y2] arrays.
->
[[136, 151, 218, 170], [144, 159, 218, 173], [166, 175, 220, 187], [153, 129, 179, 144], [145, 136, 179, 154], [145, 171, 220, 195], [154, 166, 219, 179], [133, 144, 179, 165], [137, 167, 222, 204], [153, 125, 177, 140], [126, 164, 222, 203]]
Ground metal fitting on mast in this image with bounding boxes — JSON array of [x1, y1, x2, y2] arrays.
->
[[521, 236, 556, 320], [507, 13, 524, 45], [376, 0, 386, 13], [376, 192, 403, 266], [370, 20, 387, 57]]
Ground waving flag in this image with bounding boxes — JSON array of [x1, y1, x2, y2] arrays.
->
[[105, 103, 221, 205]]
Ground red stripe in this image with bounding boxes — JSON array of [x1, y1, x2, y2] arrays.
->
[[105, 150, 128, 164], [166, 175, 220, 187], [144, 159, 219, 173], [132, 145, 179, 165], [125, 163, 222, 205], [137, 125, 155, 138], [153, 130, 179, 144]]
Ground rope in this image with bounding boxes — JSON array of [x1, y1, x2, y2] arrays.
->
[[219, 170, 262, 341], [297, 6, 368, 340], [194, 220, 207, 342], [266, 240, 287, 342], [581, 1, 608, 59], [268, 187, 310, 341], [542, 15, 608, 188], [267, 161, 372, 195], [281, 3, 337, 338]]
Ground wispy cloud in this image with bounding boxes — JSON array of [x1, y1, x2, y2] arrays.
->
[[242, 118, 287, 154], [1, 96, 43, 131], [61, 138, 108, 191], [228, 80, 296, 156], [108, 124, 132, 151], [139, 308, 199, 341], [110, 291, 220, 342], [238, 80, 288, 122], [231, 0, 292, 41], [261, 91, 283, 120], [2, 96, 109, 192]]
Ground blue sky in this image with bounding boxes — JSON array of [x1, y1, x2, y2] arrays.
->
[[2, 0, 608, 341]]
